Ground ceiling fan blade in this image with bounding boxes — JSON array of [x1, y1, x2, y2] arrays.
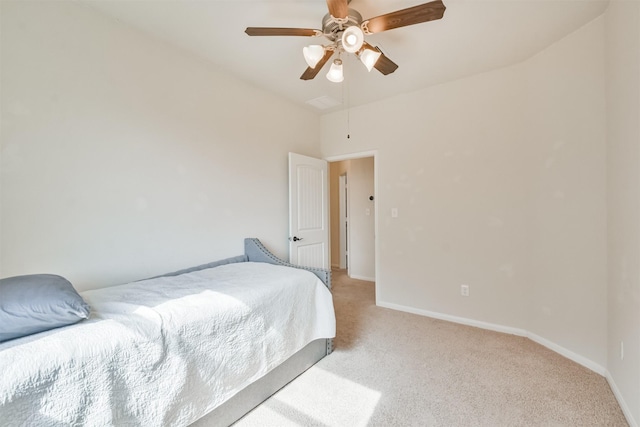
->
[[373, 48, 399, 75], [245, 27, 319, 37], [362, 0, 446, 34], [326, 0, 349, 19], [300, 49, 335, 80]]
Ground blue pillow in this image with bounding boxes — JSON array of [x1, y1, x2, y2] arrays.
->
[[0, 274, 91, 343]]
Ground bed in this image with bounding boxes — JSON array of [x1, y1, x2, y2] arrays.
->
[[0, 238, 335, 426]]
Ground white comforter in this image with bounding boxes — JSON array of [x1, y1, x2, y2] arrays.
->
[[0, 262, 335, 426]]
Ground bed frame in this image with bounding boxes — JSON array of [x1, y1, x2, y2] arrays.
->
[[188, 238, 334, 426]]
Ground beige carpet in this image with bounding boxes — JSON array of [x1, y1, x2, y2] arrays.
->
[[234, 270, 628, 426]]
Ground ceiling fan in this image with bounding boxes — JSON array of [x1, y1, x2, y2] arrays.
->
[[245, 0, 446, 82]]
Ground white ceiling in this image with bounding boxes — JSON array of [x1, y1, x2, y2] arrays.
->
[[83, 0, 609, 114]]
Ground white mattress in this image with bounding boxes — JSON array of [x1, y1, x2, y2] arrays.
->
[[0, 262, 335, 426]]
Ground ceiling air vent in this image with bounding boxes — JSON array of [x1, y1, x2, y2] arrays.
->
[[305, 96, 341, 110]]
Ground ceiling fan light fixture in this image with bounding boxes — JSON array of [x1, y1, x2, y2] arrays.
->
[[358, 47, 382, 72], [303, 45, 325, 68], [326, 59, 344, 83], [341, 26, 364, 53]]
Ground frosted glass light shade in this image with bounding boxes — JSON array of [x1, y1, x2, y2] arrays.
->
[[359, 48, 382, 72], [341, 26, 364, 53], [326, 59, 344, 83], [303, 45, 325, 68]]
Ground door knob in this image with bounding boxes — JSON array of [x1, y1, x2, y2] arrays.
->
[[292, 236, 303, 242]]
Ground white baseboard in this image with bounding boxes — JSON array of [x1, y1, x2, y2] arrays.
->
[[606, 371, 639, 427], [377, 301, 528, 337], [525, 332, 605, 376], [348, 274, 375, 282]]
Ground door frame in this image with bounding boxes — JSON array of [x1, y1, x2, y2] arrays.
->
[[326, 150, 379, 302]]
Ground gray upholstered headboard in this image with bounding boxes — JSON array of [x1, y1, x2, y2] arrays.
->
[[145, 255, 247, 281], [147, 238, 331, 290], [244, 238, 331, 289]]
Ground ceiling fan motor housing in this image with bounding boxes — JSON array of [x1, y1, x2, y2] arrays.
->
[[322, 9, 363, 42]]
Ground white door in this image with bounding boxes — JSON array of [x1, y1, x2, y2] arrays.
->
[[288, 153, 329, 269]]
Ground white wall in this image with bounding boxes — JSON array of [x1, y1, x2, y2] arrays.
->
[[0, 1, 320, 290], [322, 17, 607, 366], [605, 0, 640, 423], [523, 17, 608, 370], [322, 65, 530, 330]]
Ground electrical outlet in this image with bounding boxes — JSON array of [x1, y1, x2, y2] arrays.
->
[[621, 341, 624, 360], [461, 284, 469, 297]]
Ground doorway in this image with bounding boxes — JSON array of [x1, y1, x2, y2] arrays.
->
[[328, 155, 376, 282], [338, 173, 348, 270]]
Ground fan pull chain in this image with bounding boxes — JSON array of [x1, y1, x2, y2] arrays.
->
[[344, 62, 350, 140]]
